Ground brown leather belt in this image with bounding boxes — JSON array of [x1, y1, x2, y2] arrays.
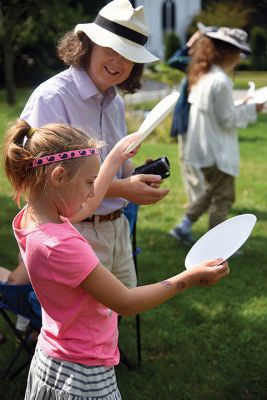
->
[[82, 209, 123, 223]]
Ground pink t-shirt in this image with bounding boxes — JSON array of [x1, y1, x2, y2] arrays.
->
[[13, 208, 119, 366]]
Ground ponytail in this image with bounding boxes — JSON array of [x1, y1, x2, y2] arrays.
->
[[3, 120, 35, 205]]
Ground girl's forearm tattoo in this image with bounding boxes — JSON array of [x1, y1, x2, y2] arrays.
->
[[160, 280, 185, 291], [160, 280, 173, 288]]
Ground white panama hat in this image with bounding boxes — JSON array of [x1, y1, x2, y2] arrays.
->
[[75, 0, 159, 64], [204, 27, 251, 54]]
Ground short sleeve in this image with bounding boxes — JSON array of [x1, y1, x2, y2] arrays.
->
[[48, 236, 99, 288], [20, 91, 71, 127]]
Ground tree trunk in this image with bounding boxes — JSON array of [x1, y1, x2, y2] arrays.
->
[[3, 31, 16, 105]]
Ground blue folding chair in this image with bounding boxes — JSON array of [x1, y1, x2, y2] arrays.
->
[[121, 202, 142, 367], [0, 282, 42, 381]]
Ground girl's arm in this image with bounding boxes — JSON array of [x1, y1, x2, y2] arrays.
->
[[70, 133, 140, 223], [80, 259, 229, 316]]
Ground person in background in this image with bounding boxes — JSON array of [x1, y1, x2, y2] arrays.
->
[[19, 0, 169, 290], [167, 24, 218, 210], [170, 27, 263, 246], [3, 119, 230, 399]]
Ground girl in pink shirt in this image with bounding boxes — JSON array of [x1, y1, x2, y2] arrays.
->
[[3, 119, 229, 400]]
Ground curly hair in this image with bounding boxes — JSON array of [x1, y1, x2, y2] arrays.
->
[[57, 31, 144, 94], [188, 36, 241, 88]]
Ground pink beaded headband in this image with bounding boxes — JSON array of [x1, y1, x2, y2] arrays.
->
[[28, 148, 100, 168]]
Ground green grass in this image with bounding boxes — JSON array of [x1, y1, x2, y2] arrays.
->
[[233, 71, 267, 89], [1, 89, 267, 399], [144, 64, 267, 91]]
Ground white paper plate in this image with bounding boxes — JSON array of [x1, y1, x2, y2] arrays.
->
[[235, 86, 267, 106], [125, 91, 179, 153], [249, 86, 267, 104], [185, 214, 257, 269]]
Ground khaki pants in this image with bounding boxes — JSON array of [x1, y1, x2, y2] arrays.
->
[[74, 214, 137, 288], [186, 166, 235, 229], [178, 135, 205, 204]]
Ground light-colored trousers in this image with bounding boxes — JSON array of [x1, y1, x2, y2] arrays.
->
[[178, 134, 205, 204], [74, 214, 137, 289], [186, 166, 235, 229]]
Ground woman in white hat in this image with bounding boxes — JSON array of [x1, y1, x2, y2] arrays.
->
[[170, 27, 263, 245], [20, 0, 169, 291]]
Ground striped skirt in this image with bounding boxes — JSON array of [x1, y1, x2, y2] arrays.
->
[[25, 345, 122, 400]]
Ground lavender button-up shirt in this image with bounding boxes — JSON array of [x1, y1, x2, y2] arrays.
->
[[21, 66, 131, 214]]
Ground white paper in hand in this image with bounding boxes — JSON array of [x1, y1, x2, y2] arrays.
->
[[185, 214, 257, 269], [250, 86, 267, 104], [235, 86, 267, 106], [125, 91, 179, 153]]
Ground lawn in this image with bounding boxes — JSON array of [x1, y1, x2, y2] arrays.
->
[[144, 65, 267, 91], [0, 88, 267, 400]]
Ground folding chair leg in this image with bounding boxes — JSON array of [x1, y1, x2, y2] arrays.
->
[[0, 309, 34, 355], [0, 309, 34, 381], [136, 314, 141, 366], [118, 345, 134, 370], [7, 356, 32, 381]]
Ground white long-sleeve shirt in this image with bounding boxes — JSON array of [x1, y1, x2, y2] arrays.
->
[[185, 65, 257, 177]]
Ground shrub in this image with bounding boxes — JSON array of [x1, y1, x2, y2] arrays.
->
[[164, 31, 181, 62], [250, 26, 267, 70]]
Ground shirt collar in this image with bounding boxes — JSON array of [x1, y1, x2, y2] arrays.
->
[[70, 66, 116, 103]]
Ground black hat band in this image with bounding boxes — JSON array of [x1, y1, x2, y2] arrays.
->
[[95, 14, 147, 46]]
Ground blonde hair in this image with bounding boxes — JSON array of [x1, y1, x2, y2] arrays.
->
[[3, 119, 103, 206], [188, 36, 241, 88]]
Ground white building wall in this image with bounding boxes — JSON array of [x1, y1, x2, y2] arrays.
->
[[135, 0, 201, 59]]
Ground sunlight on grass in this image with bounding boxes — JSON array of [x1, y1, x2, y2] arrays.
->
[[240, 297, 267, 320]]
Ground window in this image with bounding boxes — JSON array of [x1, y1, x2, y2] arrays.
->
[[162, 0, 176, 32]]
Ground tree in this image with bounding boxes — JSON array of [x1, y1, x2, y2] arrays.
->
[[250, 26, 267, 70], [0, 0, 93, 105], [201, 0, 267, 31], [189, 1, 252, 37]]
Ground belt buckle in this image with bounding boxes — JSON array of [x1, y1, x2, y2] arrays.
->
[[110, 211, 116, 221]]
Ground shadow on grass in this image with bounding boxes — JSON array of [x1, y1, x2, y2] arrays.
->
[[231, 207, 267, 222], [239, 135, 267, 143]]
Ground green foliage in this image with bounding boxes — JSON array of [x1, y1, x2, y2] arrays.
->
[[0, 0, 83, 48], [0, 0, 93, 89], [202, 0, 267, 31], [250, 26, 267, 71], [187, 1, 252, 38], [144, 63, 183, 88], [164, 31, 181, 62]]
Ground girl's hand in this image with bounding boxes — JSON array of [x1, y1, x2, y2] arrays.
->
[[111, 132, 141, 163], [186, 258, 230, 288]]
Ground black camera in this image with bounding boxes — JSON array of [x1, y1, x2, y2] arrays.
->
[[133, 156, 170, 179]]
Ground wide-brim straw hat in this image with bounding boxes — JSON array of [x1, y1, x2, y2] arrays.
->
[[75, 0, 159, 64], [204, 27, 251, 54]]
